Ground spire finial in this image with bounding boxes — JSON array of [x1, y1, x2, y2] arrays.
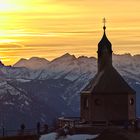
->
[[103, 18, 106, 31]]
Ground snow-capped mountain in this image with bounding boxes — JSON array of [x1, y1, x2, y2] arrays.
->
[[0, 53, 140, 129], [14, 57, 49, 70], [12, 53, 140, 82]]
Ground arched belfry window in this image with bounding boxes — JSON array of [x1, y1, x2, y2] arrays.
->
[[84, 97, 89, 109]]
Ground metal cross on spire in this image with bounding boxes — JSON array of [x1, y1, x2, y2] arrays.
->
[[103, 18, 106, 26], [103, 18, 106, 31]]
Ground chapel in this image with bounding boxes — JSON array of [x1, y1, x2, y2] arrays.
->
[[80, 19, 136, 123]]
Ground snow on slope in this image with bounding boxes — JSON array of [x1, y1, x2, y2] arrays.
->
[[40, 133, 98, 140], [2, 53, 140, 86], [11, 53, 140, 114], [12, 53, 97, 81], [13, 53, 140, 83], [14, 57, 49, 70], [0, 53, 140, 129], [1, 53, 139, 84], [0, 66, 43, 80], [113, 54, 140, 82], [39, 54, 97, 81]]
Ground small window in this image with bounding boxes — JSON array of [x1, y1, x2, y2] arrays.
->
[[130, 98, 134, 105], [84, 97, 89, 109], [95, 99, 101, 106]]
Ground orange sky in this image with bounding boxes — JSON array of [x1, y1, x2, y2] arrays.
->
[[0, 0, 140, 65]]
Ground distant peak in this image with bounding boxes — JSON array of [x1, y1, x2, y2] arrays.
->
[[29, 57, 49, 62], [51, 53, 76, 63], [63, 53, 73, 57], [60, 53, 76, 60], [114, 53, 132, 57], [78, 56, 96, 60], [20, 58, 27, 61], [13, 57, 49, 70], [0, 60, 5, 67], [123, 53, 132, 57]]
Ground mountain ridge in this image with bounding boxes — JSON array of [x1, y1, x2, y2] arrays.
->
[[0, 53, 140, 129]]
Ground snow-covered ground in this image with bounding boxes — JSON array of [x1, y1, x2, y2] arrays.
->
[[40, 132, 98, 140]]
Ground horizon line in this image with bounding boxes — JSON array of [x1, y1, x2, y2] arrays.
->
[[1, 52, 140, 67]]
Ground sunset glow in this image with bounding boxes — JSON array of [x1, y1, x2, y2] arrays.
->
[[0, 0, 140, 65]]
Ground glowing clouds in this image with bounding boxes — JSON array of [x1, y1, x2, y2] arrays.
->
[[0, 0, 140, 65]]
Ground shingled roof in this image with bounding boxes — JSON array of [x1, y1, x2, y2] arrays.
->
[[83, 66, 135, 94], [82, 21, 135, 95]]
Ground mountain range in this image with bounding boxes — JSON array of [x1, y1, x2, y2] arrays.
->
[[0, 53, 140, 129]]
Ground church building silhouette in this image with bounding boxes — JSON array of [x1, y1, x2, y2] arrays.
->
[[81, 19, 136, 123]]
